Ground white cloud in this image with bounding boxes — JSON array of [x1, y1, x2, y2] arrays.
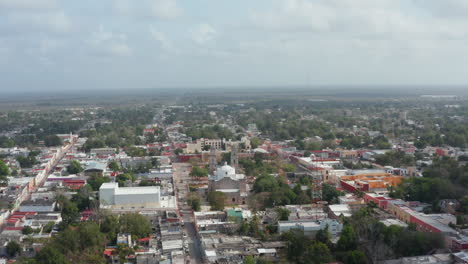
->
[[191, 24, 217, 45], [4, 11, 73, 34], [112, 0, 133, 16], [46, 11, 72, 33], [149, 26, 175, 52], [413, 0, 468, 17], [109, 43, 132, 56], [250, 0, 468, 40], [149, 0, 182, 19], [113, 0, 182, 19], [39, 38, 60, 54], [251, 0, 336, 32], [0, 0, 58, 10], [88, 25, 132, 57]]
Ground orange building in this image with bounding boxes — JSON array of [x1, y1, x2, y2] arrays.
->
[[340, 173, 403, 193]]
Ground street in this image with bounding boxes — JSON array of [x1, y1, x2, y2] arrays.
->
[[173, 163, 204, 264]]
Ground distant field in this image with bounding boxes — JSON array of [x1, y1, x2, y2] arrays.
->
[[0, 86, 466, 110]]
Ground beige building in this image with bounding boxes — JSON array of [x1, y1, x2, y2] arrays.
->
[[184, 137, 251, 154]]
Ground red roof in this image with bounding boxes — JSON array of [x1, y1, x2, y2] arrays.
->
[[5, 227, 23, 231], [10, 214, 25, 217], [63, 179, 85, 183], [12, 211, 36, 216], [103, 248, 115, 257], [81, 209, 94, 217], [138, 237, 150, 242]]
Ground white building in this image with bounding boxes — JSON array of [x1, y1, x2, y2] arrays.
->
[[99, 182, 163, 210], [278, 219, 343, 237]]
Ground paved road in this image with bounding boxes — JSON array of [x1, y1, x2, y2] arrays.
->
[[173, 163, 204, 264]]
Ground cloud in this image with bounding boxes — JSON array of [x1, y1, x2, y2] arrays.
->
[[191, 24, 217, 45], [149, 26, 175, 52], [88, 25, 132, 57], [2, 11, 73, 34], [112, 0, 182, 19], [250, 0, 468, 40], [0, 0, 72, 36], [45, 11, 72, 33], [0, 0, 58, 11], [413, 0, 468, 17], [108, 43, 132, 56], [149, 0, 182, 19], [251, 0, 336, 32], [4, 0, 468, 89], [112, 0, 133, 16]]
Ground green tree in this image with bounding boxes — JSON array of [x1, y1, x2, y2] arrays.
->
[[190, 166, 209, 178], [282, 229, 308, 263], [117, 173, 134, 187], [282, 163, 296, 173], [67, 160, 83, 174], [188, 194, 202, 211], [35, 246, 69, 264], [250, 137, 261, 149], [174, 148, 183, 155], [16, 154, 38, 168], [22, 226, 34, 235], [0, 160, 9, 186], [0, 160, 10, 176], [0, 136, 15, 148], [253, 174, 279, 193], [375, 151, 414, 167], [108, 161, 120, 172], [243, 256, 255, 264], [100, 214, 119, 242], [337, 224, 358, 251], [305, 241, 333, 264], [6, 241, 21, 257], [207, 191, 226, 210], [115, 244, 135, 263], [71, 185, 93, 211], [43, 221, 55, 233], [321, 183, 343, 204], [393, 230, 443, 257], [44, 135, 62, 147], [256, 259, 274, 264], [315, 225, 331, 245], [77, 222, 106, 250], [276, 207, 290, 221], [119, 213, 152, 239], [150, 157, 160, 169], [87, 173, 111, 191], [59, 198, 80, 227], [139, 179, 160, 186], [343, 250, 367, 264]]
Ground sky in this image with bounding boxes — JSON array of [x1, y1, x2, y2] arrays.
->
[[1, 0, 468, 91]]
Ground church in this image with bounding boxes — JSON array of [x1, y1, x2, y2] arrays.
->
[[207, 146, 249, 205]]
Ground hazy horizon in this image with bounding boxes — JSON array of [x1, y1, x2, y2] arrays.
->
[[1, 85, 467, 106]]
